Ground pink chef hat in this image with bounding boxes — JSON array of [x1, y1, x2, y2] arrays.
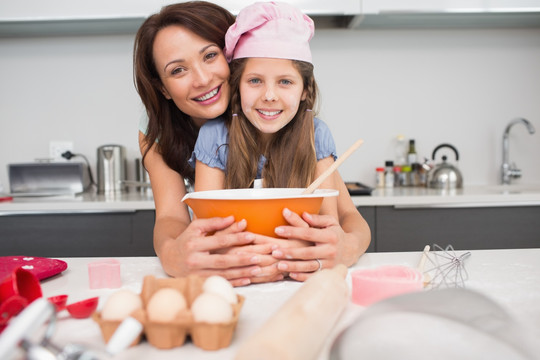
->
[[224, 1, 314, 64]]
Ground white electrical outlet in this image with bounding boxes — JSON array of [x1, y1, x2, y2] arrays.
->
[[49, 141, 74, 160]]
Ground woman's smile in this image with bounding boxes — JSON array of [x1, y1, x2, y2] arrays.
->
[[194, 85, 221, 103]]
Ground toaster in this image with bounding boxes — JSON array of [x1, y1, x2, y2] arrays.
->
[[8, 162, 91, 195]]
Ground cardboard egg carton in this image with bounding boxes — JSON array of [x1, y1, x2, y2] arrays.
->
[[93, 274, 245, 351]]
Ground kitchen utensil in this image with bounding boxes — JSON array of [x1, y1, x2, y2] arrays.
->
[[330, 288, 537, 360], [350, 265, 423, 306], [66, 297, 99, 319], [182, 188, 338, 237], [47, 295, 68, 312], [88, 259, 121, 289], [0, 298, 99, 360], [345, 182, 373, 196], [417, 245, 431, 286], [427, 143, 463, 189], [0, 268, 42, 305], [96, 145, 127, 194], [424, 244, 471, 289], [0, 296, 28, 326], [236, 265, 349, 360], [0, 256, 67, 281], [303, 139, 363, 194]]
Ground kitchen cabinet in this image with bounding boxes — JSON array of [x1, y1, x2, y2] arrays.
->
[[361, 0, 540, 14], [357, 206, 376, 252], [362, 205, 540, 252], [0, 0, 360, 36], [352, 0, 540, 28], [0, 210, 155, 257]]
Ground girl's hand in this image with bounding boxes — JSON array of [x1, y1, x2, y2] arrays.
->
[[215, 234, 308, 284], [271, 208, 345, 282]]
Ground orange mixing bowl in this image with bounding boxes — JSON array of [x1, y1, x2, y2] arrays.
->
[[182, 188, 339, 237]]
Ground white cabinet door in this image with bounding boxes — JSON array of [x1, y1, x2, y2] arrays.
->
[[0, 0, 361, 21], [361, 0, 540, 14]]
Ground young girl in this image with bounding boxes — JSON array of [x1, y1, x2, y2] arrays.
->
[[192, 1, 338, 219]]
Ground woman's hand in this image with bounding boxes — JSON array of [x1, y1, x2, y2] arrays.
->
[[270, 208, 346, 282], [157, 216, 276, 286]]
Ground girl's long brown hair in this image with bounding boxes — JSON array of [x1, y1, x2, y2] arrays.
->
[[133, 1, 235, 184], [226, 59, 319, 189]]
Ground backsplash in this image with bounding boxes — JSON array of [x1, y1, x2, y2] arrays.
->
[[1, 27, 539, 191]]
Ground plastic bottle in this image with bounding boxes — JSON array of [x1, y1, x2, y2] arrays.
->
[[407, 139, 418, 165], [395, 135, 407, 166], [384, 161, 394, 188], [375, 167, 385, 188]]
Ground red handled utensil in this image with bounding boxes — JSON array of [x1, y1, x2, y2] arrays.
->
[[66, 297, 99, 319], [47, 295, 68, 312], [0, 268, 42, 305], [0, 295, 28, 326]]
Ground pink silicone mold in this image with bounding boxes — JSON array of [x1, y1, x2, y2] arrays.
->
[[88, 259, 121, 289], [351, 265, 423, 306]]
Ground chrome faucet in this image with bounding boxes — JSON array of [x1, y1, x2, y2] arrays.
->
[[501, 117, 536, 184]]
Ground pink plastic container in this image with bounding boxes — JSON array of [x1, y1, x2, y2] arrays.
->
[[88, 259, 121, 289], [351, 265, 423, 306]]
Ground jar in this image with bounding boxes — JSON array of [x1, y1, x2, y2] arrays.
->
[[384, 161, 394, 188], [401, 165, 412, 187], [375, 167, 385, 188], [393, 166, 402, 187]]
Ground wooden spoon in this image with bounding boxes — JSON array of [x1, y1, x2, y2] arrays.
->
[[303, 139, 364, 194]]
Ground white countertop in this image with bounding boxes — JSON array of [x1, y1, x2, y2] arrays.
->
[[0, 191, 155, 212], [2, 183, 540, 213], [9, 248, 540, 359], [353, 183, 540, 207]]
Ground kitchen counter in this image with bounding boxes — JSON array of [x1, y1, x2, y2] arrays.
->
[[0, 191, 155, 213], [353, 183, 540, 207], [10, 248, 540, 359], [2, 183, 540, 212]]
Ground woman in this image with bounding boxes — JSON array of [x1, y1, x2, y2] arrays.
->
[[134, 1, 370, 286]]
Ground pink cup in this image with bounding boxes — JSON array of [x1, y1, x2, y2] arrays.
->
[[88, 259, 121, 289], [0, 267, 42, 305], [351, 265, 423, 306]]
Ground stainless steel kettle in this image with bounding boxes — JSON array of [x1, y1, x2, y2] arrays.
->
[[427, 143, 463, 189], [97, 144, 127, 194]]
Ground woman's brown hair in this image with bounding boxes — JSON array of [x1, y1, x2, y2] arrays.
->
[[134, 1, 235, 184], [226, 59, 319, 189]]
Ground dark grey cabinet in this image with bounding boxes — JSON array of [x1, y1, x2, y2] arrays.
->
[[0, 210, 155, 257], [357, 206, 376, 253], [360, 205, 540, 252]]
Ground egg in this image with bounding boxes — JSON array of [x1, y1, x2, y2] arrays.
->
[[146, 288, 187, 322], [101, 289, 143, 321], [191, 292, 233, 323], [202, 275, 238, 304]]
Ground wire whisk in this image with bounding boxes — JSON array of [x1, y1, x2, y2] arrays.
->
[[422, 244, 471, 289]]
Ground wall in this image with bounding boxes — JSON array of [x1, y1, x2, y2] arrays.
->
[[1, 26, 539, 192]]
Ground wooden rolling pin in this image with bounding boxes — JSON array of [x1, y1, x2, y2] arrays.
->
[[235, 265, 349, 360]]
